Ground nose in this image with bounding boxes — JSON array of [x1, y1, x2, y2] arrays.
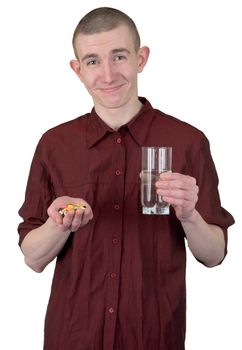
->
[[101, 61, 116, 83]]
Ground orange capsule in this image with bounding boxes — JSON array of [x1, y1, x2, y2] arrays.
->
[[58, 203, 86, 217]]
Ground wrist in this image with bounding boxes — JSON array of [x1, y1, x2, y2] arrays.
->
[[179, 209, 198, 225]]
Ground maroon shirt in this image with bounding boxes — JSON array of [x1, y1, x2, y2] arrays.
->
[[18, 98, 234, 350]]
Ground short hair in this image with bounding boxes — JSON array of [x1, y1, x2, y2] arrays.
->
[[72, 7, 141, 58]]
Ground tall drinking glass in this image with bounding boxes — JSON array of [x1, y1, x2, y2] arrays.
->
[[141, 146, 172, 215]]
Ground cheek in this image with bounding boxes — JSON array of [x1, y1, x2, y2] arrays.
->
[[126, 69, 138, 85], [80, 72, 96, 88], [124, 63, 139, 80], [117, 67, 133, 82]]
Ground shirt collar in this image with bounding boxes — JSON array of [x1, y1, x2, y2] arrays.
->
[[126, 97, 155, 146], [86, 97, 155, 148], [86, 110, 114, 149]]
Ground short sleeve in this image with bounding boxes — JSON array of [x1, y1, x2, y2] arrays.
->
[[18, 138, 55, 246], [191, 135, 234, 229], [188, 135, 234, 261]]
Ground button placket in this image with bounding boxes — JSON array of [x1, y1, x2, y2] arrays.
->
[[104, 132, 125, 346]]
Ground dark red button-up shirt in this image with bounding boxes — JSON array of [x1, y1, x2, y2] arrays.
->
[[18, 98, 234, 350]]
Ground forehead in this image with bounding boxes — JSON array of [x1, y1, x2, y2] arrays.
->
[[74, 25, 136, 57]]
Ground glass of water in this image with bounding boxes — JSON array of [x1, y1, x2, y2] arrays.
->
[[141, 146, 172, 215]]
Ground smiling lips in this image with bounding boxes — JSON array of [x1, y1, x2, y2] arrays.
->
[[98, 83, 125, 93]]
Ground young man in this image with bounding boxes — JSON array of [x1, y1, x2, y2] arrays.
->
[[18, 7, 234, 350]]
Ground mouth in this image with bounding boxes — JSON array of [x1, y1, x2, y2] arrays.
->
[[98, 83, 125, 94]]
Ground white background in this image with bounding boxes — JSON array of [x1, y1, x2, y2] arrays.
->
[[0, 0, 241, 349]]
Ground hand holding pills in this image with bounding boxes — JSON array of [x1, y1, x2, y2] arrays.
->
[[47, 196, 93, 232]]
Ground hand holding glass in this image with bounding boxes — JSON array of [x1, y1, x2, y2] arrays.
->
[[141, 147, 172, 215]]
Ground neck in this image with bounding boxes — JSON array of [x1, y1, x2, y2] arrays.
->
[[94, 99, 143, 131]]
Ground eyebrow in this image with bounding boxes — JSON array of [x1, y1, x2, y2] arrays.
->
[[81, 54, 99, 62], [81, 48, 131, 62], [112, 48, 131, 54]]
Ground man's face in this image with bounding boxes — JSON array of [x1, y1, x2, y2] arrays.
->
[[71, 25, 148, 110]]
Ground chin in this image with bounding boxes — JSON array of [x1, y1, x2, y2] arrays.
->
[[105, 102, 126, 110], [99, 97, 127, 109]]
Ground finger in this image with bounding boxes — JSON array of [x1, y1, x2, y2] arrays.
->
[[156, 180, 199, 197], [159, 172, 197, 185], [159, 172, 180, 180], [61, 209, 76, 230], [156, 179, 190, 190], [163, 196, 195, 219], [80, 207, 94, 226], [70, 208, 85, 231], [162, 195, 193, 206], [47, 207, 64, 225], [55, 213, 64, 225], [157, 188, 198, 202], [70, 206, 94, 231]]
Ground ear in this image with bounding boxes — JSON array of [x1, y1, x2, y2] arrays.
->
[[70, 59, 83, 81], [137, 46, 150, 73]]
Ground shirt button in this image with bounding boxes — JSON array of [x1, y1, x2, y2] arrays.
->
[[112, 238, 118, 245], [108, 307, 115, 314], [115, 170, 121, 176], [110, 272, 117, 279], [114, 204, 120, 210], [116, 137, 122, 144]]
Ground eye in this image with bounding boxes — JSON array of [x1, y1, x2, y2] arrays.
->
[[113, 55, 126, 62], [86, 59, 99, 66]]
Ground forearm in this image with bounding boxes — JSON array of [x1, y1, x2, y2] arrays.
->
[[20, 197, 93, 272], [21, 217, 71, 273], [181, 209, 225, 267]]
